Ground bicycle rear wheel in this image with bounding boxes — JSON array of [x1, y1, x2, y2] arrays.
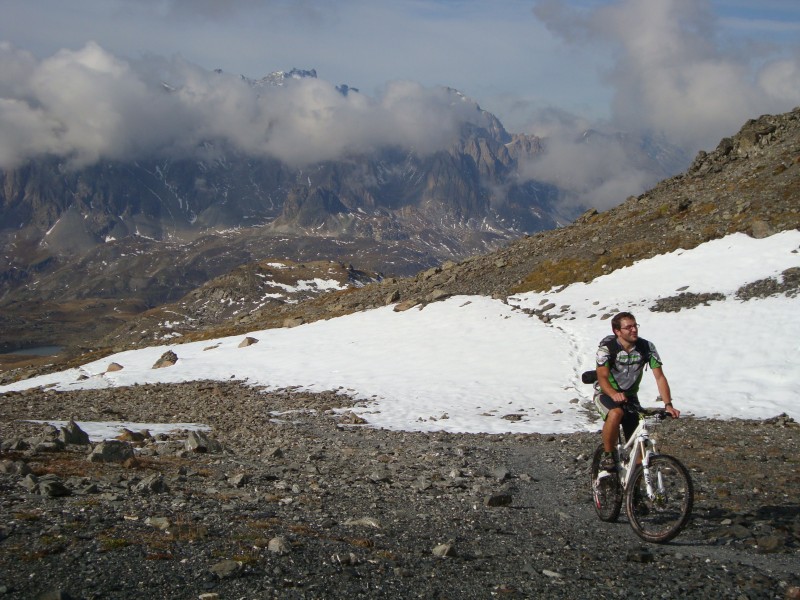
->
[[626, 454, 693, 543], [591, 444, 622, 522]]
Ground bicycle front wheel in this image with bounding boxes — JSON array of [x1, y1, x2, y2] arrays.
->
[[626, 454, 693, 543], [591, 444, 622, 522]]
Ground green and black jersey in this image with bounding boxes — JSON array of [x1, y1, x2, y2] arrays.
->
[[595, 335, 662, 394]]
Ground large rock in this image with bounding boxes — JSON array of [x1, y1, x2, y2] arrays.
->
[[185, 430, 222, 454], [88, 440, 135, 463], [58, 419, 90, 445], [152, 350, 178, 369]]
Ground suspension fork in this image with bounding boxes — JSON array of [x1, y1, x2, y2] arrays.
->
[[639, 441, 657, 498]]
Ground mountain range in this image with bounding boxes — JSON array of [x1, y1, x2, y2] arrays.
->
[[90, 106, 800, 358], [3, 74, 796, 372]]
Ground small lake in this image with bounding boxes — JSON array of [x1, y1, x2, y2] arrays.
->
[[0, 346, 64, 357]]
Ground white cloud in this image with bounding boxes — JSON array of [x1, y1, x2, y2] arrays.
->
[[0, 42, 488, 169], [534, 0, 800, 152], [757, 53, 800, 101], [517, 113, 656, 210], [519, 0, 800, 208]]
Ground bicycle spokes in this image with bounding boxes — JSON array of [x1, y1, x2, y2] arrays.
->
[[626, 455, 693, 543]]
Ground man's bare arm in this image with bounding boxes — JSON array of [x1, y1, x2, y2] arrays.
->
[[653, 367, 680, 417]]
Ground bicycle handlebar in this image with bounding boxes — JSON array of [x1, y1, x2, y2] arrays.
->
[[622, 405, 671, 419]]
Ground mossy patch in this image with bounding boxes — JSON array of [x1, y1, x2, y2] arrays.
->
[[512, 240, 651, 293]]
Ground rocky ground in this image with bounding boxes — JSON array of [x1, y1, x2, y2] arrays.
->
[[1, 382, 798, 599]]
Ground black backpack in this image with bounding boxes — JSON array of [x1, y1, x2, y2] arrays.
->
[[581, 335, 651, 385]]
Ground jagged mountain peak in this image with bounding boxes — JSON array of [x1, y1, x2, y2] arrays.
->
[[244, 67, 318, 88]]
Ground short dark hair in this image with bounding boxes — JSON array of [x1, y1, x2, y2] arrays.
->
[[611, 312, 636, 332]]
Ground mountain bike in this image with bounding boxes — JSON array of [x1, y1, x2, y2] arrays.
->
[[590, 405, 694, 543]]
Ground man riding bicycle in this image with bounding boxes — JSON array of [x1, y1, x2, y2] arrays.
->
[[594, 312, 680, 471]]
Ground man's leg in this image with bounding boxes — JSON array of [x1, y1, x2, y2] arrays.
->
[[594, 392, 622, 471], [602, 407, 624, 453]]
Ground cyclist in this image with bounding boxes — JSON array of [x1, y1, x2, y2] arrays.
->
[[595, 312, 679, 471]]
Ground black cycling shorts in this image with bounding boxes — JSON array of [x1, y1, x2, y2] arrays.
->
[[594, 393, 641, 441]]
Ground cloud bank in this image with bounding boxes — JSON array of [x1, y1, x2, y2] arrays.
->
[[534, 0, 799, 149], [0, 41, 486, 169], [523, 0, 800, 209], [1, 0, 798, 213], [517, 111, 657, 210]]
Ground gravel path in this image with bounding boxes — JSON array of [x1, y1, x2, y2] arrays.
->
[[0, 382, 798, 599]]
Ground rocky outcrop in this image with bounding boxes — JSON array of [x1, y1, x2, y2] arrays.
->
[[688, 111, 789, 175]]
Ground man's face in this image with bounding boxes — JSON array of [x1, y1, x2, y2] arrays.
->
[[615, 318, 639, 344]]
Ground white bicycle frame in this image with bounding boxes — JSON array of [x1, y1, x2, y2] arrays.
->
[[599, 411, 664, 498]]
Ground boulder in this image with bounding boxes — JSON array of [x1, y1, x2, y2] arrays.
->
[[59, 419, 90, 445], [238, 336, 259, 348], [152, 350, 178, 369], [88, 440, 135, 463], [185, 430, 222, 453]]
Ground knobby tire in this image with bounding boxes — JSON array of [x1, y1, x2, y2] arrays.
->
[[591, 444, 622, 522], [626, 454, 693, 543]]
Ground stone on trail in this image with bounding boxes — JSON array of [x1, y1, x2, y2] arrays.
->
[[432, 543, 457, 557], [210, 560, 243, 579], [268, 536, 291, 555], [343, 517, 382, 529], [39, 479, 72, 497], [484, 492, 513, 507], [185, 430, 222, 453]]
